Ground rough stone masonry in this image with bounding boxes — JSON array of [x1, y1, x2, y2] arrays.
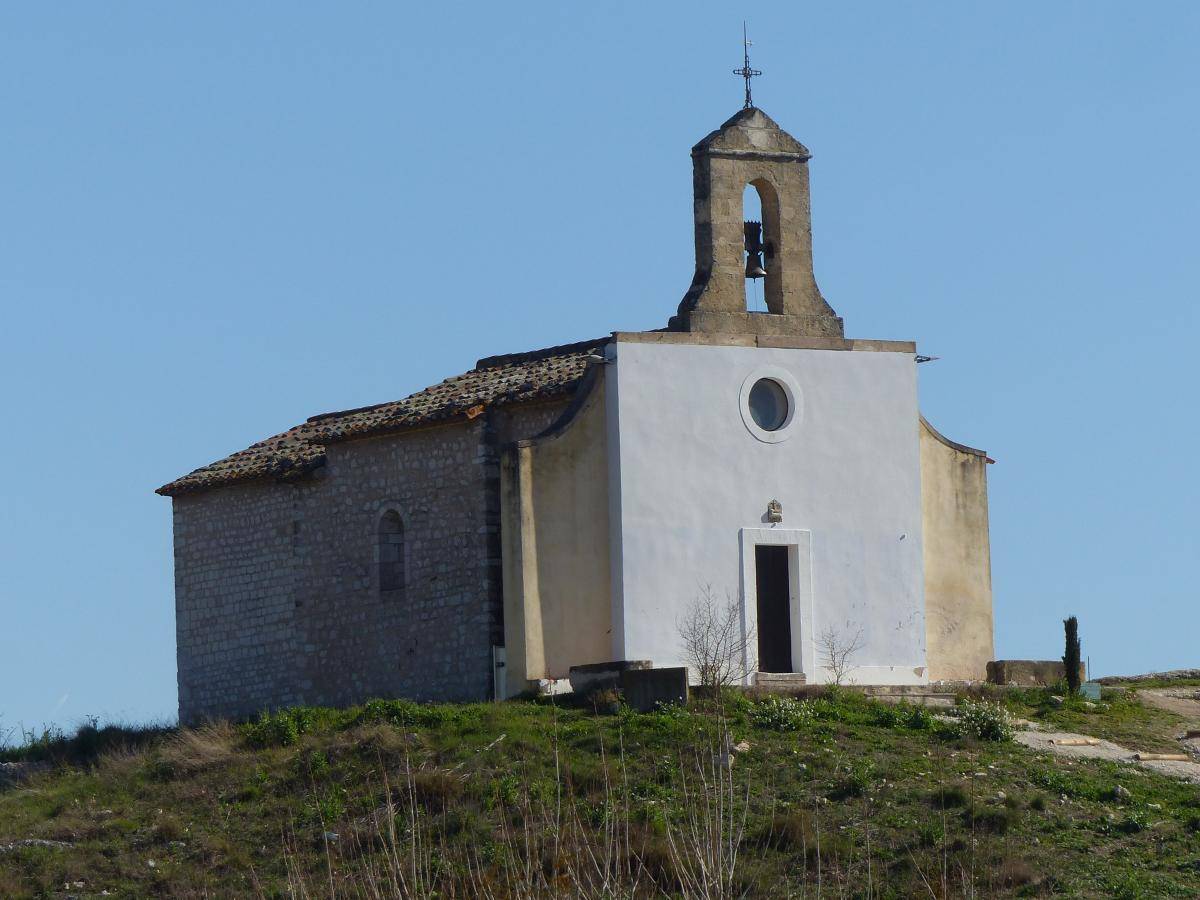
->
[[163, 341, 592, 723]]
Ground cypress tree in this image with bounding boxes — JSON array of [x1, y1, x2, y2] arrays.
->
[[1063, 616, 1081, 695]]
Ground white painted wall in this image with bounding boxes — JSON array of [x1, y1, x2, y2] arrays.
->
[[606, 339, 928, 685]]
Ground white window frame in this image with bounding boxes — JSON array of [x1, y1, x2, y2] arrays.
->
[[738, 366, 804, 444]]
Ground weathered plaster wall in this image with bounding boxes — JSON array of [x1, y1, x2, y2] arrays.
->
[[607, 336, 928, 685], [173, 418, 515, 723], [501, 374, 612, 692], [920, 417, 994, 681]]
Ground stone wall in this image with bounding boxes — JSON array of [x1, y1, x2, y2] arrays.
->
[[920, 417, 994, 682], [172, 400, 568, 724], [172, 480, 307, 721]]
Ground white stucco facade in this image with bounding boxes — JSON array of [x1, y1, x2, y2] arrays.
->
[[605, 335, 929, 685]]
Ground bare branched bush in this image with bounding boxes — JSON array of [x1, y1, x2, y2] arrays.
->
[[277, 733, 650, 899], [818, 623, 865, 686], [677, 586, 756, 694], [665, 738, 751, 900], [274, 716, 762, 900]]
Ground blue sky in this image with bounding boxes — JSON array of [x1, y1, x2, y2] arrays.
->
[[2, 3, 1197, 737]]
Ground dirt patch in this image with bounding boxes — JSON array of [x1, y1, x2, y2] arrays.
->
[[1015, 730, 1200, 784], [1136, 688, 1200, 723]]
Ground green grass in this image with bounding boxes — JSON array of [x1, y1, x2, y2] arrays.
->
[[1, 689, 1198, 897], [1104, 677, 1200, 691], [973, 684, 1191, 754]]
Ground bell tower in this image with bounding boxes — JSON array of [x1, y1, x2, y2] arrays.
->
[[669, 107, 844, 338]]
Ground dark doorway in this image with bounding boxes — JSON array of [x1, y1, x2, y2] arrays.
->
[[755, 545, 792, 672]]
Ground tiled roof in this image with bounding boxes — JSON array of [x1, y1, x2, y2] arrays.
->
[[156, 337, 610, 497]]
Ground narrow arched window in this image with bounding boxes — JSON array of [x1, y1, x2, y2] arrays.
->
[[378, 510, 405, 599]]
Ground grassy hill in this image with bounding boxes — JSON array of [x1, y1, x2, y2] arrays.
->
[[1, 685, 1198, 898]]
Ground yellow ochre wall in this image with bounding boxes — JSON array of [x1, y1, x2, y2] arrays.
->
[[920, 416, 995, 681], [501, 371, 612, 694]]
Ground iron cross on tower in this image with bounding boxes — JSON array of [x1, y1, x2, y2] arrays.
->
[[733, 22, 762, 108]]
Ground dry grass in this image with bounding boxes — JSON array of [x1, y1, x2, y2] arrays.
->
[[157, 721, 237, 775], [273, 732, 753, 898], [5, 693, 1199, 897]]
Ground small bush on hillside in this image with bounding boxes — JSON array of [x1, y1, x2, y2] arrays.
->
[[929, 782, 970, 809], [2, 718, 171, 766], [354, 698, 473, 729], [244, 708, 317, 749], [1099, 809, 1151, 836], [750, 696, 814, 732], [718, 688, 755, 716], [828, 760, 876, 800], [872, 701, 935, 731], [808, 686, 871, 722], [969, 805, 1015, 835], [955, 699, 1014, 742], [589, 688, 623, 713]]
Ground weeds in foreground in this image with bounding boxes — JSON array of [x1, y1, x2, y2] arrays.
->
[[275, 716, 754, 898], [5, 688, 1195, 897]]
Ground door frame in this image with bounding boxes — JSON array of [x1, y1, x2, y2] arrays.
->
[[738, 528, 813, 682]]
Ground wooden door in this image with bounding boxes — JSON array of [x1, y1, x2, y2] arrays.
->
[[754, 545, 792, 672]]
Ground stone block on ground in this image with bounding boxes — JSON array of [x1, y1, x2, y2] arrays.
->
[[569, 660, 652, 696], [621, 666, 689, 712], [986, 660, 1086, 687]]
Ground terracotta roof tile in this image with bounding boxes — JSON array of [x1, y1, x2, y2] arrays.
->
[[157, 337, 610, 497]]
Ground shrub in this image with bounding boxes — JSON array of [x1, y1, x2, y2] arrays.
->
[[589, 688, 623, 713], [750, 696, 814, 732], [955, 699, 1014, 742], [1095, 809, 1152, 836], [409, 770, 465, 810], [355, 698, 468, 729], [872, 701, 934, 730], [970, 805, 1015, 834], [992, 858, 1036, 888], [929, 782, 970, 809], [916, 821, 944, 847], [244, 708, 316, 749], [751, 810, 815, 851], [828, 760, 875, 800], [1116, 810, 1150, 834]]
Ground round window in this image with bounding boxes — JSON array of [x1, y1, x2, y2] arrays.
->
[[748, 378, 789, 431]]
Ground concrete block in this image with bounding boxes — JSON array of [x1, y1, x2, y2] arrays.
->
[[621, 667, 689, 712], [569, 660, 652, 695], [986, 660, 1086, 687]]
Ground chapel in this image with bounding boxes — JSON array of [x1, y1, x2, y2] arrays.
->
[[159, 105, 994, 724]]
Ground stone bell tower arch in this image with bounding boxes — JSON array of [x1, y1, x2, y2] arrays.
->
[[669, 107, 843, 338]]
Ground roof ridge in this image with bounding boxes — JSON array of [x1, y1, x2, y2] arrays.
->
[[474, 336, 611, 370], [158, 334, 608, 497]]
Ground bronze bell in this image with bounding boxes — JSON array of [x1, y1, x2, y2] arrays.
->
[[743, 220, 767, 279], [744, 252, 767, 279]]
